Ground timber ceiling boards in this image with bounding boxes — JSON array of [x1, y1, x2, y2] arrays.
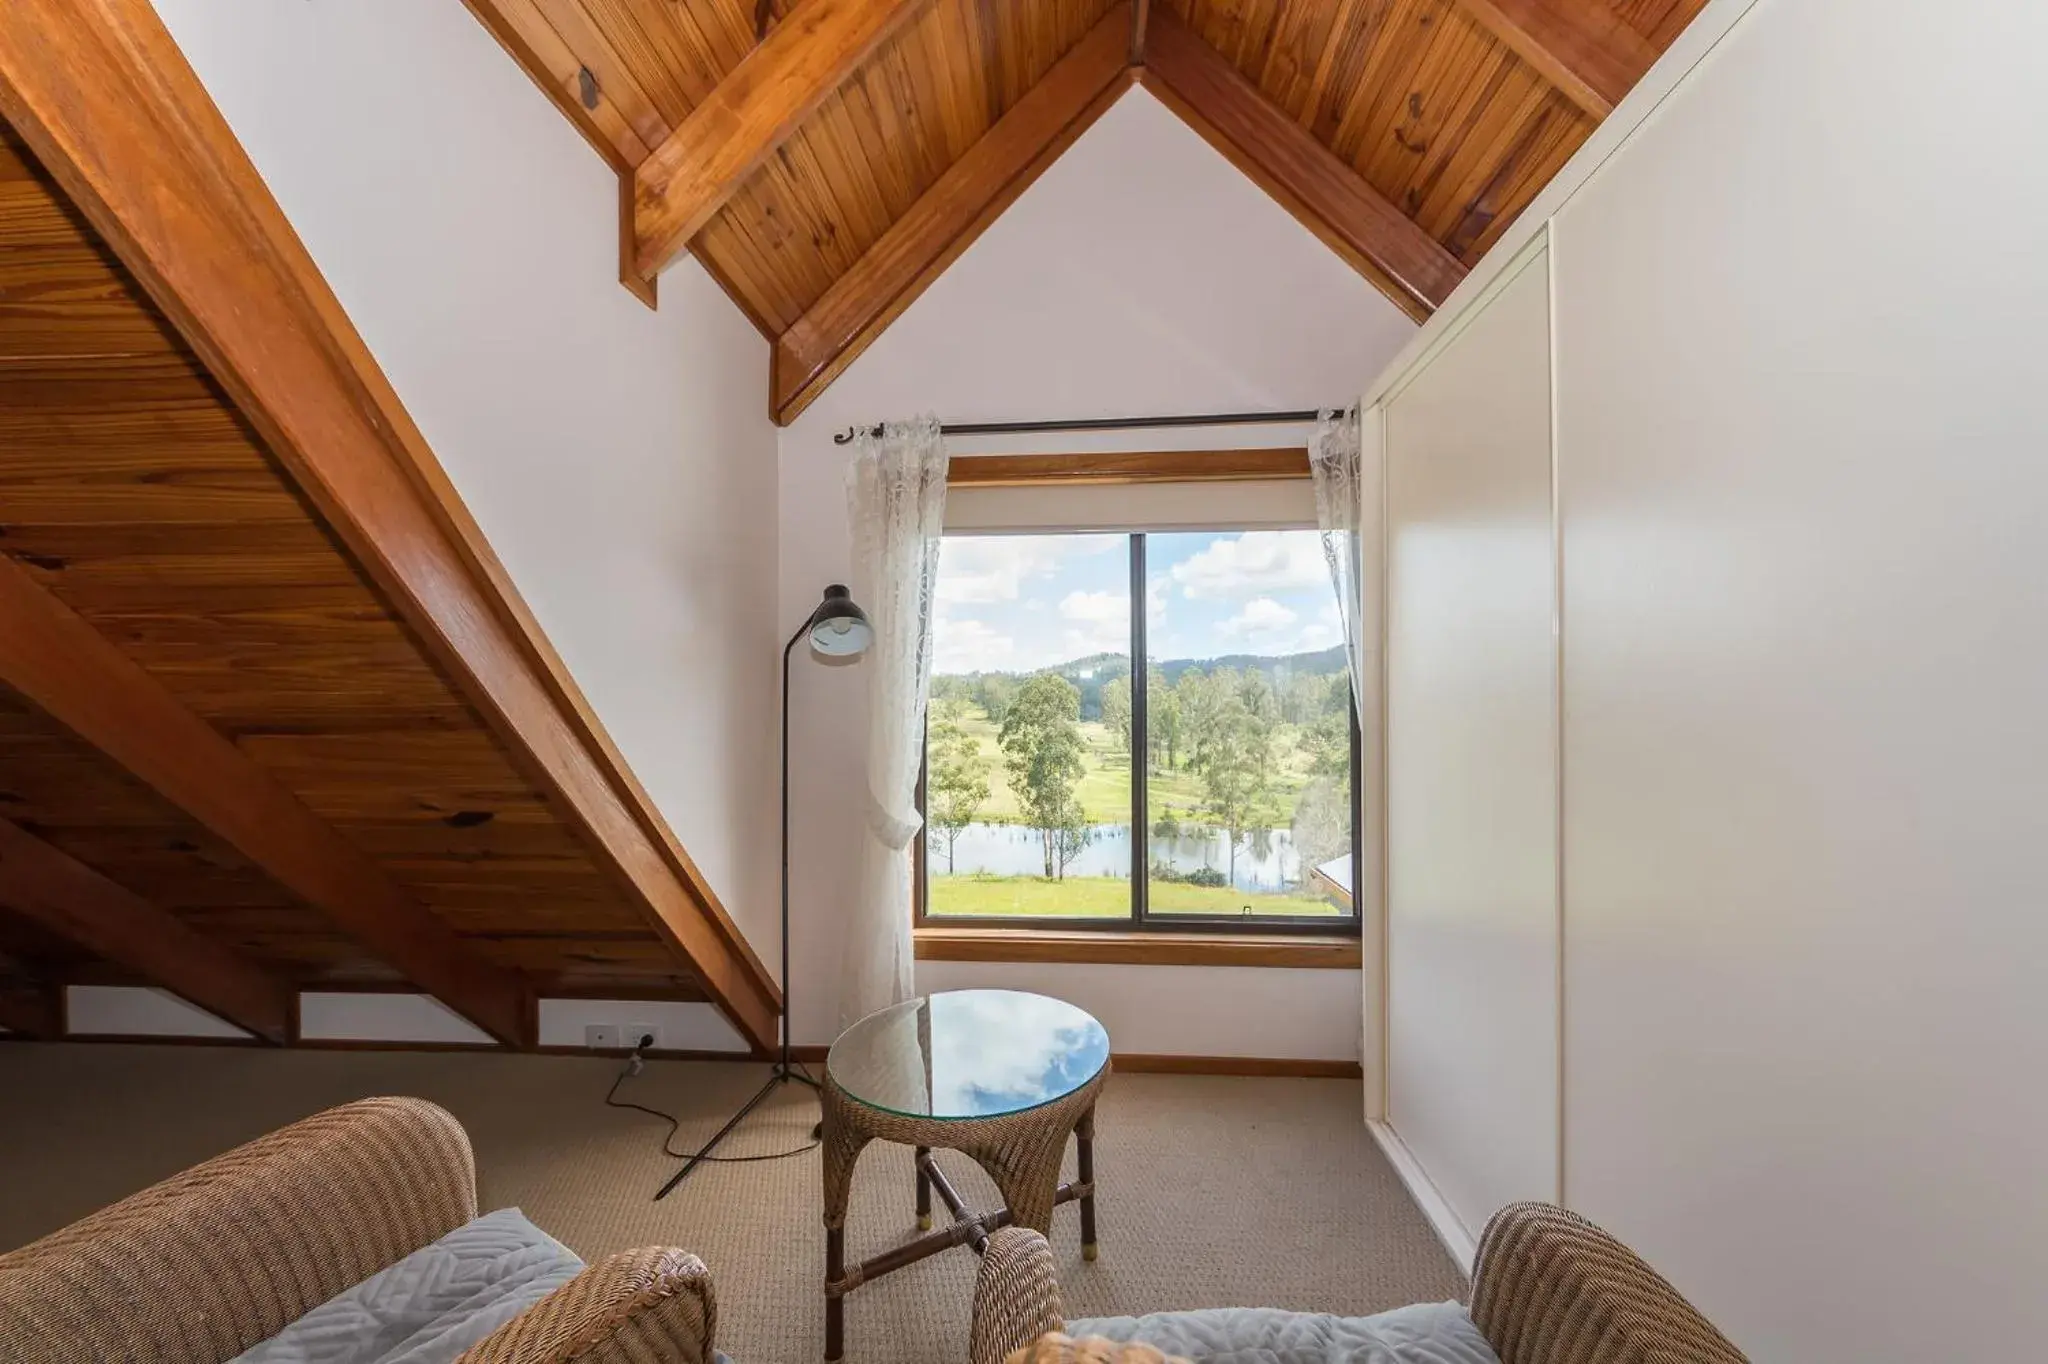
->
[[469, 0, 1707, 422], [0, 0, 780, 1048]]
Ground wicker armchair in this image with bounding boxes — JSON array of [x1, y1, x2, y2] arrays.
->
[[0, 1097, 716, 1364], [983, 1201, 1749, 1364]]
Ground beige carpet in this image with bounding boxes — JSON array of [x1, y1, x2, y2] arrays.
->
[[0, 1043, 1463, 1363]]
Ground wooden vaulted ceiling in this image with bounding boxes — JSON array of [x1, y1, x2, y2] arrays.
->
[[0, 0, 780, 1049], [467, 0, 1709, 423]]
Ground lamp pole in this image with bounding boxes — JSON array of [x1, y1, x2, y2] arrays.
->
[[653, 586, 868, 1199]]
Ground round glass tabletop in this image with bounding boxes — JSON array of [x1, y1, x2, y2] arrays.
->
[[826, 988, 1110, 1121]]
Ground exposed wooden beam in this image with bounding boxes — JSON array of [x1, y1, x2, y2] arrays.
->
[[1457, 0, 1658, 120], [772, 5, 1135, 424], [0, 0, 782, 1052], [631, 0, 929, 284], [1138, 10, 1467, 321], [0, 554, 532, 1047], [1131, 0, 1151, 64], [0, 978, 62, 1039], [0, 818, 292, 1043]]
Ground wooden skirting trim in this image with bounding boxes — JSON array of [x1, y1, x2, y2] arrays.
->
[[948, 448, 1310, 487], [1113, 1053, 1361, 1079], [913, 927, 1362, 970], [788, 1043, 1355, 1079]]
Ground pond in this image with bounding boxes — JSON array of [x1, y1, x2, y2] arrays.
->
[[929, 821, 1307, 893]]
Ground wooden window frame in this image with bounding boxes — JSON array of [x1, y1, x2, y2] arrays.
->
[[913, 458, 1363, 949]]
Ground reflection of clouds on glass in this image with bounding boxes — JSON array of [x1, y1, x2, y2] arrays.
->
[[828, 990, 1108, 1120], [930, 991, 1107, 1117]]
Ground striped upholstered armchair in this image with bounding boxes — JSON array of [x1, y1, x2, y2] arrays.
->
[[0, 1098, 716, 1364], [976, 1202, 1750, 1364]]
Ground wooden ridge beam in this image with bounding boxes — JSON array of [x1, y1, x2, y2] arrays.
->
[[772, 4, 1135, 424], [1456, 0, 1658, 120], [0, 818, 292, 1043], [631, 0, 928, 284], [1139, 9, 1467, 321], [0, 0, 781, 1051], [0, 554, 531, 1047]]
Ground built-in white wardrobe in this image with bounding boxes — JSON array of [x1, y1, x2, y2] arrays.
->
[[1362, 1, 2048, 1359]]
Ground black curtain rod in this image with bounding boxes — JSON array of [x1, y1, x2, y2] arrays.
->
[[830, 409, 1324, 445]]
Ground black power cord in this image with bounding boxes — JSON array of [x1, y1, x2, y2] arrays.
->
[[604, 1036, 822, 1167]]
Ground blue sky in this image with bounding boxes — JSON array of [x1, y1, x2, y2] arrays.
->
[[933, 530, 1343, 676]]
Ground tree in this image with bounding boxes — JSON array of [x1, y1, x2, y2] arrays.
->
[[1100, 675, 1132, 758], [1177, 667, 1228, 776], [1300, 682, 1353, 781], [974, 673, 1017, 726], [1147, 666, 1181, 773], [1291, 776, 1351, 883], [1193, 684, 1274, 888], [998, 673, 1090, 879], [926, 698, 991, 873]]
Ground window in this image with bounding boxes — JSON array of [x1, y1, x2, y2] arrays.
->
[[919, 528, 1359, 932]]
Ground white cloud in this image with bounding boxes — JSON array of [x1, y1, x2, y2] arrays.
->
[[933, 616, 1016, 674], [1059, 589, 1129, 657], [1147, 574, 1169, 625], [1215, 596, 1345, 656], [937, 534, 1119, 605], [1219, 596, 1298, 642], [1170, 531, 1329, 601]]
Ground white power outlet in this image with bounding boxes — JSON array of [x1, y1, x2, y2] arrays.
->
[[626, 1023, 660, 1051], [585, 1023, 621, 1050]]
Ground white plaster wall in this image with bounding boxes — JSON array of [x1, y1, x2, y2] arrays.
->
[[65, 986, 249, 1039], [152, 0, 782, 959], [780, 88, 1414, 1052]]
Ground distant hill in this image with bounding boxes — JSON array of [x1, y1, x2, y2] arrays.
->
[[936, 644, 1347, 721], [1155, 644, 1346, 684]]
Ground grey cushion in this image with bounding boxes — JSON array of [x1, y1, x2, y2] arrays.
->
[[1066, 1301, 1502, 1364], [230, 1207, 585, 1364]]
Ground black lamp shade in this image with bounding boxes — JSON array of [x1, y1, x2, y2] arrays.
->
[[806, 584, 872, 658]]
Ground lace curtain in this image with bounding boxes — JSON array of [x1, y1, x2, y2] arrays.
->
[[841, 415, 948, 1029], [1310, 406, 1370, 727]]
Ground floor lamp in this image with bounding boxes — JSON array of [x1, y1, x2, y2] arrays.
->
[[653, 584, 872, 1199]]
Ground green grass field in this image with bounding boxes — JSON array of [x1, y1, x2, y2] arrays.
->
[[927, 873, 1341, 918], [941, 706, 1316, 827]]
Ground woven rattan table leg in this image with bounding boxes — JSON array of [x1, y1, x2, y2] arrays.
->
[[825, 1226, 845, 1361], [1076, 1105, 1098, 1261], [916, 1144, 933, 1231]]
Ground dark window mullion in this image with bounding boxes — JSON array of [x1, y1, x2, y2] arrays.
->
[[1130, 533, 1148, 928]]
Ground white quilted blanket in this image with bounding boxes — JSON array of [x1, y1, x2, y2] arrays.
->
[[1066, 1300, 1503, 1364], [229, 1208, 585, 1364]]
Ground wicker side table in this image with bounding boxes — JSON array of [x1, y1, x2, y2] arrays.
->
[[819, 989, 1110, 1361]]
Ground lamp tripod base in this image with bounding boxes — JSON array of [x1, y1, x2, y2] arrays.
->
[[652, 1060, 820, 1200]]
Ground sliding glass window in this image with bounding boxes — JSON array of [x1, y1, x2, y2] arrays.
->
[[919, 528, 1358, 931]]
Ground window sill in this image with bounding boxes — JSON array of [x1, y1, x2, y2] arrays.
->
[[912, 926, 1362, 970]]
